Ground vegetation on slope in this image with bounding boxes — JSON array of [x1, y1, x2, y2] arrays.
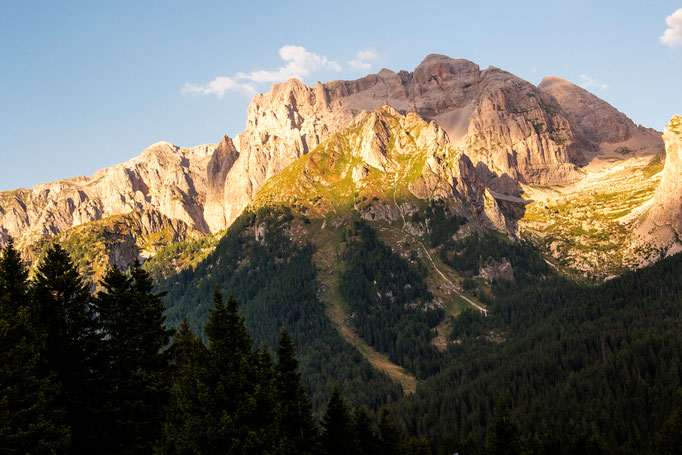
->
[[156, 207, 402, 411]]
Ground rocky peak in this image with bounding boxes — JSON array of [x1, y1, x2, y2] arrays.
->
[[539, 75, 634, 144], [412, 54, 481, 85], [252, 106, 505, 231], [0, 141, 218, 248], [209, 55, 624, 231]]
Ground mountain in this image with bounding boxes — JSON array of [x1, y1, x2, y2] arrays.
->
[[0, 54, 669, 281], [0, 141, 216, 245], [251, 105, 507, 231], [3, 53, 681, 453]]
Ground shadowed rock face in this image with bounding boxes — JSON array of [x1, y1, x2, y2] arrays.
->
[[538, 75, 663, 151]]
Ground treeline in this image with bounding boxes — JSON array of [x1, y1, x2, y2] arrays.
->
[[339, 219, 443, 378], [0, 238, 436, 454]]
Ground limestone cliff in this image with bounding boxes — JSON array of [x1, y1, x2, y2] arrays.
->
[[251, 106, 506, 231], [208, 55, 659, 231], [538, 76, 663, 155], [0, 141, 216, 248], [634, 115, 682, 258], [0, 54, 662, 272]]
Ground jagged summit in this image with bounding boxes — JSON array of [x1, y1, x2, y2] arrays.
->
[[252, 105, 507, 231]]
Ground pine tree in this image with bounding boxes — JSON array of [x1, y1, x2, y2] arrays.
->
[[377, 408, 407, 455], [31, 243, 102, 453], [322, 387, 356, 455], [0, 238, 69, 453], [655, 406, 682, 455], [157, 319, 209, 454], [353, 406, 378, 455], [203, 288, 260, 453], [94, 262, 173, 454], [485, 394, 522, 455], [251, 346, 279, 453], [275, 327, 318, 454]]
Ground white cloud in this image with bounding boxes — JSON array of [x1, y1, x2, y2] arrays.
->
[[661, 8, 682, 47], [356, 50, 378, 61], [579, 74, 608, 91], [180, 77, 257, 98], [348, 59, 371, 71], [182, 45, 340, 98], [235, 45, 340, 83], [348, 49, 379, 72]]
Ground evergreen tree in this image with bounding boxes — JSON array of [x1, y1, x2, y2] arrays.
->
[[275, 327, 318, 454], [485, 394, 522, 455], [322, 387, 356, 455], [251, 346, 279, 453], [353, 406, 378, 455], [0, 238, 69, 453], [31, 243, 102, 453], [202, 288, 261, 453], [94, 262, 173, 454], [654, 406, 682, 455], [157, 319, 209, 454], [377, 408, 407, 455]]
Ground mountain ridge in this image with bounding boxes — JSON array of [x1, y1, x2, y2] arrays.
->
[[0, 54, 673, 281]]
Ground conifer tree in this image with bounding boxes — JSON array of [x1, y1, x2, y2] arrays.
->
[[157, 319, 209, 454], [322, 387, 356, 455], [275, 327, 318, 454], [251, 346, 279, 453], [203, 288, 260, 453], [353, 406, 379, 455], [94, 262, 173, 454], [655, 406, 682, 455], [485, 393, 522, 455], [0, 238, 69, 453], [31, 243, 102, 452], [377, 408, 408, 455]]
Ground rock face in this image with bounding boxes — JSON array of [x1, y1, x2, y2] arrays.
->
[[538, 76, 663, 154], [251, 106, 506, 230], [0, 141, 216, 248], [0, 54, 662, 258], [207, 55, 661, 231], [635, 116, 682, 256]]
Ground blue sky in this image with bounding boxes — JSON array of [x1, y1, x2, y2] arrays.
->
[[1, 0, 681, 190]]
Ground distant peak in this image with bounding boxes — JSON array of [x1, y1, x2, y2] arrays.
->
[[538, 75, 576, 90], [146, 141, 175, 149], [413, 54, 479, 81]]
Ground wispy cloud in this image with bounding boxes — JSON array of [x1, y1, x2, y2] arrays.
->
[[181, 77, 257, 98], [182, 45, 340, 98], [235, 45, 340, 83], [661, 8, 682, 47], [349, 49, 379, 71], [579, 74, 608, 91]]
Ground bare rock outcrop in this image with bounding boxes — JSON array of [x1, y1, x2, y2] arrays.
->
[[634, 116, 682, 257], [0, 141, 217, 248], [209, 55, 659, 231], [538, 75, 663, 156], [1, 53, 662, 257]]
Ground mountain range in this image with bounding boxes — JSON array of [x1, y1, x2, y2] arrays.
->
[[0, 54, 676, 281]]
